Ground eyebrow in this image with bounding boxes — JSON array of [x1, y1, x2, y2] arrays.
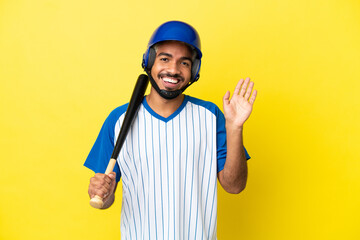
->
[[157, 52, 193, 62]]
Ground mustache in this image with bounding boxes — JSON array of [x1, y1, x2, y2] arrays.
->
[[158, 73, 184, 82]]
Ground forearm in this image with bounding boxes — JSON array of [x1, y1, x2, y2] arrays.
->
[[220, 77, 256, 194], [218, 124, 248, 194]]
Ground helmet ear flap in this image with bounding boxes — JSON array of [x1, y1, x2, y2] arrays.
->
[[191, 58, 200, 82], [146, 47, 156, 70]]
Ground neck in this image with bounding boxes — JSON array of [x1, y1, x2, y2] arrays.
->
[[146, 87, 185, 118]]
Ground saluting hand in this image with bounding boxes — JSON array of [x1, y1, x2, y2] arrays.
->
[[223, 78, 257, 128]]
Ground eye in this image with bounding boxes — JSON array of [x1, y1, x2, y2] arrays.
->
[[160, 57, 169, 62], [181, 61, 191, 67]]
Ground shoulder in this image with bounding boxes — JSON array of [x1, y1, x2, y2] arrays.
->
[[103, 103, 129, 127], [109, 103, 129, 118], [186, 95, 223, 117]]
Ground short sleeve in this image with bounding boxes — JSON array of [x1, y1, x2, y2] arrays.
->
[[83, 105, 128, 182]]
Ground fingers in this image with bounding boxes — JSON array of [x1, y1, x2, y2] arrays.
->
[[107, 172, 117, 193], [108, 172, 116, 181], [244, 81, 254, 101], [88, 173, 116, 199], [249, 89, 257, 105], [233, 79, 244, 95], [235, 77, 257, 103], [227, 77, 254, 100], [239, 78, 250, 97]]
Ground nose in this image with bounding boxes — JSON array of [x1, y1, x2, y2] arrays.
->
[[167, 61, 181, 75]]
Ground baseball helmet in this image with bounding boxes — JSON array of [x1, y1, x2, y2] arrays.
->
[[142, 21, 202, 82]]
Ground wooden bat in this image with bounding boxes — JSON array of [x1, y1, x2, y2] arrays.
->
[[89, 74, 149, 209]]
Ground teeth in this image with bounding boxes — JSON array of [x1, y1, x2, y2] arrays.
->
[[162, 77, 179, 84]]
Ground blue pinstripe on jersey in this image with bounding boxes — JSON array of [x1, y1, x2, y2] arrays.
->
[[178, 114, 182, 240], [187, 103, 195, 239], [194, 105, 202, 238], [182, 105, 189, 237], [157, 119, 165, 238], [198, 106, 208, 238], [142, 109, 151, 240], [202, 113, 214, 240], [150, 115, 158, 240], [130, 126, 142, 237], [122, 148, 138, 238], [136, 116, 146, 238], [207, 169, 217, 238], [124, 195, 133, 239], [165, 122, 170, 240], [171, 119, 175, 240]]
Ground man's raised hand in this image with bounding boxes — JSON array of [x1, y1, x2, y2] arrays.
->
[[223, 78, 257, 128]]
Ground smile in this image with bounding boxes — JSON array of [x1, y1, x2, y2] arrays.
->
[[162, 77, 180, 84]]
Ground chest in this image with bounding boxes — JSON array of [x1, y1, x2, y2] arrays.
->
[[115, 105, 218, 184]]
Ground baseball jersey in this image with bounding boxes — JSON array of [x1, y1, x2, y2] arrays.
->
[[84, 95, 250, 240]]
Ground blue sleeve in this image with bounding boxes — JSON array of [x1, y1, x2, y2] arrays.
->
[[216, 107, 251, 173], [83, 105, 128, 182]]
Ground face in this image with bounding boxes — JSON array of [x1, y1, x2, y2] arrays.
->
[[150, 41, 193, 92]]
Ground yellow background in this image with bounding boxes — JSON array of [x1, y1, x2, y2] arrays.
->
[[1, 0, 359, 239]]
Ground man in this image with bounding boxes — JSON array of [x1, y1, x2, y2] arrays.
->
[[84, 21, 257, 239]]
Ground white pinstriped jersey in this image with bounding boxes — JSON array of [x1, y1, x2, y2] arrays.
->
[[84, 95, 250, 240]]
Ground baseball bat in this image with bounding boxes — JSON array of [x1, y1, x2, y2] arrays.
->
[[90, 74, 149, 209]]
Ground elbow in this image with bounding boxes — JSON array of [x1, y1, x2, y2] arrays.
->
[[225, 182, 247, 194], [218, 170, 248, 194]]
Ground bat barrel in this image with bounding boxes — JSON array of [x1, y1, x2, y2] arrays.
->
[[111, 74, 149, 159]]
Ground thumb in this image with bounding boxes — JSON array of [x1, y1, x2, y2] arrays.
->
[[108, 172, 116, 181], [223, 91, 230, 105]]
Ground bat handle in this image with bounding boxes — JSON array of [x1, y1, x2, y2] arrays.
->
[[89, 158, 117, 209], [89, 195, 104, 209]]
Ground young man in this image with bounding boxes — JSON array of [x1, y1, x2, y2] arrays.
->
[[84, 21, 257, 239]]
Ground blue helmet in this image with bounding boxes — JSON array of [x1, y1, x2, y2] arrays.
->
[[142, 21, 202, 82]]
